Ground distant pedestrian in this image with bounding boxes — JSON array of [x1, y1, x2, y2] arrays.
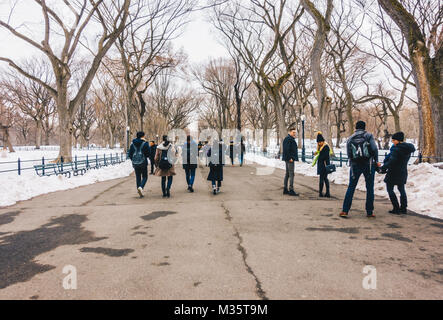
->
[[340, 121, 380, 218], [239, 139, 245, 167], [282, 127, 299, 196], [228, 140, 235, 166], [154, 135, 177, 198], [182, 135, 198, 193], [381, 132, 416, 214], [128, 131, 150, 198], [207, 139, 226, 195], [202, 141, 210, 167], [149, 140, 157, 174], [312, 132, 331, 198]]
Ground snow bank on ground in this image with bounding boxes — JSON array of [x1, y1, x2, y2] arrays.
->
[[0, 160, 133, 207], [245, 153, 443, 220]]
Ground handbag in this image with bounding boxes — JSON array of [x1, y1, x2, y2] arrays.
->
[[325, 164, 336, 174]]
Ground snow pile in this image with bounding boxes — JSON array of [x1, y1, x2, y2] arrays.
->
[[245, 153, 443, 220]]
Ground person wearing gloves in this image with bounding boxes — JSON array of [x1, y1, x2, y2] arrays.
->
[[381, 132, 416, 215]]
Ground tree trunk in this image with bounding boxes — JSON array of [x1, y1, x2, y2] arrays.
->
[[1, 126, 15, 152], [35, 120, 42, 150], [393, 111, 401, 133], [57, 107, 73, 162]]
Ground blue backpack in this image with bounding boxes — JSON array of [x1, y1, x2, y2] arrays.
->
[[132, 142, 146, 169]]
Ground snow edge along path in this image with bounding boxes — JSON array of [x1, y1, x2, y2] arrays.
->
[[244, 153, 443, 220], [0, 161, 133, 208]]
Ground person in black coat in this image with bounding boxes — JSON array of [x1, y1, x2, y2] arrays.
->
[[148, 141, 157, 174], [182, 135, 198, 192], [282, 128, 299, 196], [207, 139, 226, 195], [315, 132, 331, 198], [128, 132, 151, 197], [381, 132, 416, 214]]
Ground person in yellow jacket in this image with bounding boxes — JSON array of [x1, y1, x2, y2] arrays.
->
[[312, 132, 331, 197]]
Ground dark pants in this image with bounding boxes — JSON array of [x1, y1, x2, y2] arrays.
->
[[149, 157, 155, 173], [342, 163, 375, 214], [211, 180, 222, 188], [319, 173, 330, 194], [185, 168, 196, 186], [135, 166, 148, 189], [161, 176, 173, 193], [238, 152, 244, 166], [386, 183, 407, 210], [284, 161, 295, 191]]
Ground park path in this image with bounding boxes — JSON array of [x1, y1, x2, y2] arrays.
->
[[0, 162, 442, 299]]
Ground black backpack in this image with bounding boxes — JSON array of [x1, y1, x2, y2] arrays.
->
[[159, 148, 172, 170], [131, 142, 146, 169], [350, 132, 371, 162]]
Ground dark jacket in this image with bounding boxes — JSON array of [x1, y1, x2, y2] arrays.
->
[[207, 142, 225, 181], [182, 140, 199, 170], [149, 144, 157, 160], [346, 129, 378, 165], [128, 138, 150, 165], [282, 135, 299, 162], [317, 144, 331, 176], [382, 142, 416, 185]]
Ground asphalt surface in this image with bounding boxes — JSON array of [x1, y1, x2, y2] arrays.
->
[[0, 161, 442, 299]]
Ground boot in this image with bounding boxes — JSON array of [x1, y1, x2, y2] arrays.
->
[[166, 189, 170, 198], [283, 188, 289, 195], [389, 208, 400, 214]]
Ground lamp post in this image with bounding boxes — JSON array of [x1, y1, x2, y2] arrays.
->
[[126, 126, 130, 152], [301, 115, 306, 162]]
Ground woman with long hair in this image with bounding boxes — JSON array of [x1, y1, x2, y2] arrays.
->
[[154, 135, 177, 198]]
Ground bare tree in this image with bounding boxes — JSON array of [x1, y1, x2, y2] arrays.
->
[[0, 0, 131, 161]]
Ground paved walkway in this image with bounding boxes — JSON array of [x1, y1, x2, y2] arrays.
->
[[0, 163, 442, 299]]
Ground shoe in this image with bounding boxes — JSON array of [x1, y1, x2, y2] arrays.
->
[[325, 192, 330, 198], [187, 185, 191, 191], [166, 189, 170, 198], [213, 187, 217, 195], [162, 193, 167, 198], [283, 188, 289, 195], [190, 186, 194, 193], [288, 190, 299, 196], [217, 188, 220, 194], [137, 187, 144, 198], [400, 208, 407, 214], [319, 193, 324, 198], [339, 212, 348, 218], [367, 213, 376, 218], [389, 208, 400, 214]]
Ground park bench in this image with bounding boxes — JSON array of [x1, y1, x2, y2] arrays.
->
[[34, 163, 71, 178]]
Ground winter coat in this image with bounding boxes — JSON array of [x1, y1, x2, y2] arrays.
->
[[282, 135, 299, 162], [154, 142, 177, 177], [207, 142, 225, 181], [181, 140, 199, 170], [381, 142, 416, 185], [316, 144, 331, 176], [128, 138, 150, 166], [346, 129, 379, 165]]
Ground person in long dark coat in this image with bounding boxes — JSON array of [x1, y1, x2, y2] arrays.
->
[[381, 132, 416, 214], [314, 132, 331, 198], [182, 135, 198, 193], [207, 139, 226, 195], [148, 141, 157, 174]]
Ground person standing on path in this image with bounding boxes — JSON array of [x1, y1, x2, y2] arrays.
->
[[282, 127, 299, 196], [149, 141, 157, 174], [228, 140, 235, 166], [207, 139, 226, 195], [381, 132, 416, 215], [182, 135, 199, 193], [340, 121, 380, 219], [239, 138, 245, 167], [128, 131, 151, 198], [154, 135, 177, 198], [313, 132, 331, 198]]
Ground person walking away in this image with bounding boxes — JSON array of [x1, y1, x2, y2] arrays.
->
[[207, 139, 226, 195], [228, 140, 235, 166], [312, 132, 331, 198], [239, 139, 245, 167], [149, 140, 157, 174], [182, 135, 198, 192], [282, 127, 299, 196], [154, 135, 177, 198], [202, 141, 210, 167], [340, 121, 380, 218], [381, 132, 415, 214], [128, 132, 150, 198]]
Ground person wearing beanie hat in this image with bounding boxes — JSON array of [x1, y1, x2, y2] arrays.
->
[[381, 132, 416, 214], [340, 120, 380, 219], [313, 132, 331, 197]]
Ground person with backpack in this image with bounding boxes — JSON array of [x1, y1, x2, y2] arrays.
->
[[128, 132, 151, 198], [340, 121, 380, 218], [182, 135, 199, 193], [381, 132, 416, 215], [148, 141, 157, 174], [282, 127, 299, 196], [312, 132, 332, 198], [207, 139, 226, 195], [154, 135, 177, 198]]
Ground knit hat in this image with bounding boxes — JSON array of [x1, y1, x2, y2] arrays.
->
[[392, 131, 405, 142], [356, 121, 366, 130], [316, 131, 325, 143]]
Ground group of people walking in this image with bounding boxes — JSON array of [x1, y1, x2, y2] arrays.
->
[[128, 132, 226, 198], [282, 120, 416, 218]]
